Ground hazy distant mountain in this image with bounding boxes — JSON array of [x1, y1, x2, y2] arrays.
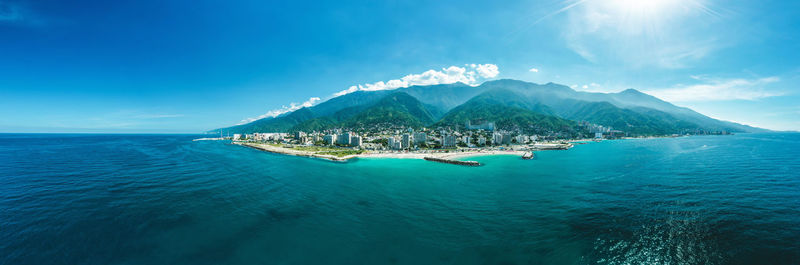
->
[[213, 79, 766, 135], [220, 107, 315, 133]]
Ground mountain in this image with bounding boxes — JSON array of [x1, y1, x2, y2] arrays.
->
[[435, 90, 576, 135], [213, 79, 765, 135], [340, 92, 436, 129], [218, 107, 315, 134], [284, 92, 437, 132], [475, 79, 764, 133], [395, 82, 485, 112]]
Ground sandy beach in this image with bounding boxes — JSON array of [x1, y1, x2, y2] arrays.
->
[[236, 142, 528, 162]]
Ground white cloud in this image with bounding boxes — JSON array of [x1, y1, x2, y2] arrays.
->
[[239, 97, 321, 125], [333, 64, 499, 97], [238, 64, 500, 125], [475, 64, 499, 78], [529, 68, 539, 73], [645, 76, 782, 102]]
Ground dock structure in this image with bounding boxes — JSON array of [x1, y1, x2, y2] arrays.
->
[[423, 157, 481, 166]]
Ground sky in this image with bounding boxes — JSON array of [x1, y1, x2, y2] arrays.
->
[[0, 0, 798, 133]]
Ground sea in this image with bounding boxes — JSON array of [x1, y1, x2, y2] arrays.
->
[[1, 133, 799, 265]]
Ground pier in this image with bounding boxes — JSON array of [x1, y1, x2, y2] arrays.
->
[[423, 157, 481, 166]]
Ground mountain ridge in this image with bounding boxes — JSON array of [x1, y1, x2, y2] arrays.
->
[[212, 79, 766, 135]]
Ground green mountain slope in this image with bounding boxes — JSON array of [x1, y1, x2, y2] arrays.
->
[[563, 101, 701, 135], [217, 107, 315, 134], [341, 92, 435, 129], [213, 79, 766, 135], [436, 92, 576, 135]]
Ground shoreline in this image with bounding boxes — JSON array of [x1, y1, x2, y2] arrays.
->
[[235, 142, 358, 162], [235, 142, 528, 163]]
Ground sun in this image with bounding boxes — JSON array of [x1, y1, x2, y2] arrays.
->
[[584, 0, 712, 37], [609, 0, 681, 13], [603, 0, 712, 22]]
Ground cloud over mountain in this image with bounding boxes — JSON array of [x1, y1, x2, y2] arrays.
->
[[333, 64, 499, 97], [239, 97, 321, 125]]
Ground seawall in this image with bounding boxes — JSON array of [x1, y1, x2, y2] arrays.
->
[[423, 157, 481, 166]]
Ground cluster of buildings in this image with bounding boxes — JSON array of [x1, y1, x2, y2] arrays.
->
[[322, 132, 363, 147], [311, 128, 542, 151], [231, 120, 565, 151], [233, 133, 288, 141]]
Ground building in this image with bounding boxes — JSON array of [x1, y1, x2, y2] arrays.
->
[[323, 134, 337, 146], [493, 133, 503, 145], [595, 132, 603, 139], [466, 120, 495, 131], [443, 134, 457, 148], [478, 136, 486, 146], [516, 135, 528, 144], [337, 132, 352, 146], [350, 135, 362, 147], [414, 132, 427, 145], [233, 134, 242, 141], [502, 133, 512, 145], [387, 137, 396, 149], [401, 134, 412, 149]]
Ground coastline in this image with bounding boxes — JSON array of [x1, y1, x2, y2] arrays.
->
[[234, 142, 527, 162], [235, 142, 358, 162]]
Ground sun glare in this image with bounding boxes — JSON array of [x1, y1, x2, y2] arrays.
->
[[606, 0, 686, 19]]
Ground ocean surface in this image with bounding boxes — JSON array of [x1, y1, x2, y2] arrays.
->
[[1, 133, 799, 265]]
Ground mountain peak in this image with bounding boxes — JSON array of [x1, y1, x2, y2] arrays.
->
[[620, 88, 643, 94]]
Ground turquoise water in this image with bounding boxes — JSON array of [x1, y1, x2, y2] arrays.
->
[[1, 133, 799, 264]]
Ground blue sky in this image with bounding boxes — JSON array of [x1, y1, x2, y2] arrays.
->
[[1, 0, 798, 133]]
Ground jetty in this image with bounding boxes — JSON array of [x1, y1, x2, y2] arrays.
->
[[423, 157, 481, 166], [193, 137, 227, 141], [532, 143, 572, 150]]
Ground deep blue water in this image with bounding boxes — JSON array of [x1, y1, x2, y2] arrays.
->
[[1, 133, 799, 264]]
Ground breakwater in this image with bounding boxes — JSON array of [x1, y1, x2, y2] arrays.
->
[[423, 157, 481, 166]]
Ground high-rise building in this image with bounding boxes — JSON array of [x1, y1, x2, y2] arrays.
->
[[516, 135, 527, 144], [338, 132, 352, 146], [401, 134, 412, 149], [502, 133, 512, 145], [323, 134, 337, 145], [443, 134, 457, 148], [350, 135, 362, 147], [478, 136, 486, 146], [414, 132, 427, 145], [493, 133, 503, 145]]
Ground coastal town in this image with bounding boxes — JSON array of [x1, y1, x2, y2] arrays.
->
[[209, 121, 602, 164]]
